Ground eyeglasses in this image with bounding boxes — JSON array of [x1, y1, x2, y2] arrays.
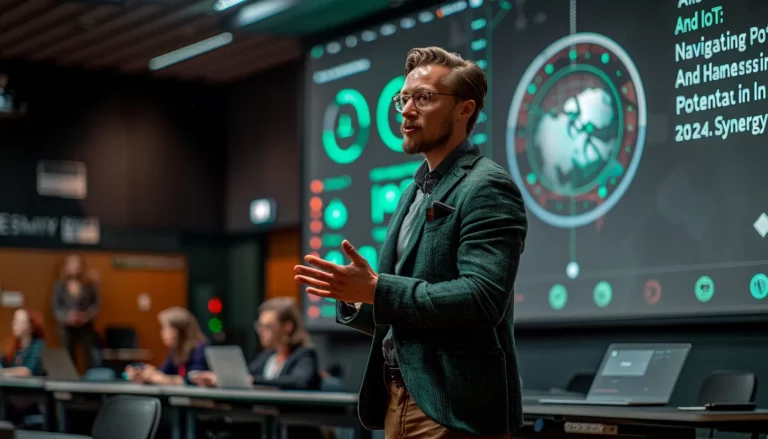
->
[[255, 321, 276, 331], [392, 90, 462, 113]]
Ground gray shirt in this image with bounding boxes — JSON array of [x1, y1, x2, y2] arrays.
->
[[382, 139, 474, 367]]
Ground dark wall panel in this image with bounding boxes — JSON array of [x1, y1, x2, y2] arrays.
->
[[0, 62, 227, 233], [226, 61, 302, 232]]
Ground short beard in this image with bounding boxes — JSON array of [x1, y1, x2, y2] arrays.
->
[[402, 117, 454, 155]]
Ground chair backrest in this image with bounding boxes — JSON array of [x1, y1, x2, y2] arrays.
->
[[320, 376, 345, 392], [0, 420, 13, 439], [104, 326, 139, 349], [697, 371, 758, 405], [566, 371, 596, 395], [91, 396, 161, 439]]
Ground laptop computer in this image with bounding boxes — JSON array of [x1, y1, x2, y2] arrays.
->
[[539, 343, 692, 406], [41, 347, 80, 381], [204, 345, 253, 389]]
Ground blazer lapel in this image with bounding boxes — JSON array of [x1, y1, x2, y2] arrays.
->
[[378, 182, 418, 275], [395, 148, 483, 275], [429, 148, 483, 203]]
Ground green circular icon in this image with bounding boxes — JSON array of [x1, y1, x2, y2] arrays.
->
[[324, 198, 348, 230], [694, 276, 715, 303], [325, 250, 345, 265], [377, 75, 405, 152], [750, 273, 768, 300], [549, 284, 568, 310], [322, 89, 371, 164], [593, 281, 613, 308]]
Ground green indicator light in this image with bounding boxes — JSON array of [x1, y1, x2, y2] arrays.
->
[[208, 317, 222, 333]]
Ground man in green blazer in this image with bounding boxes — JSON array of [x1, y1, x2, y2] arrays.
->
[[295, 46, 527, 438]]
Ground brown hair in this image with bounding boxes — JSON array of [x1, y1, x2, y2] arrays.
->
[[258, 297, 312, 350], [158, 307, 207, 365], [59, 254, 88, 283], [405, 46, 487, 134]]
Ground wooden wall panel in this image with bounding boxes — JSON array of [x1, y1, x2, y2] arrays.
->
[[264, 229, 301, 301], [0, 249, 187, 369]]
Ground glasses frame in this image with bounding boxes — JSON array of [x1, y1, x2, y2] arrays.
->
[[392, 90, 463, 113]]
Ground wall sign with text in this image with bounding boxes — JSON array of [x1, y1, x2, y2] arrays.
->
[[0, 212, 100, 246]]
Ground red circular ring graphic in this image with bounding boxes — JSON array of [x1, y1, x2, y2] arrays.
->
[[643, 280, 662, 305]]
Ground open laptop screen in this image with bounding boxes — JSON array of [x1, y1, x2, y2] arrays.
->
[[587, 343, 691, 403]]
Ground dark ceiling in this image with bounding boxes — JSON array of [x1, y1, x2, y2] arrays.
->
[[0, 0, 413, 83]]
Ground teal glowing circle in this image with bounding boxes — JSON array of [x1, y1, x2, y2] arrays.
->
[[377, 75, 405, 152], [322, 89, 371, 164], [324, 198, 348, 230], [325, 250, 344, 265], [549, 284, 568, 310]]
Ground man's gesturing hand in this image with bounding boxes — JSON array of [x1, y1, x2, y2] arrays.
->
[[294, 240, 378, 304]]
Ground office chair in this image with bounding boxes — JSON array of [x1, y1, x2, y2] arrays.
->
[[0, 421, 13, 439], [696, 371, 757, 438], [697, 371, 757, 405], [566, 371, 596, 395], [91, 396, 161, 439]]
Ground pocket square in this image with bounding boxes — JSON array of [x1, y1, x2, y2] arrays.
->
[[427, 200, 456, 222]]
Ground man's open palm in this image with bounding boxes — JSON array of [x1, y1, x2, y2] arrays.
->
[[294, 240, 378, 304]]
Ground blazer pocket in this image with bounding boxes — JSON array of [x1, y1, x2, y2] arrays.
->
[[424, 213, 453, 231]]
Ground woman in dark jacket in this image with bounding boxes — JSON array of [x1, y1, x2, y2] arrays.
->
[[193, 297, 320, 390], [191, 297, 323, 439], [52, 254, 100, 371]]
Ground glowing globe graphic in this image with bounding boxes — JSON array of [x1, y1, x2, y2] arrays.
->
[[506, 33, 646, 228]]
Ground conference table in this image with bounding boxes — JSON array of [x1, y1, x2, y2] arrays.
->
[[15, 432, 90, 439], [0, 377, 53, 431], [524, 403, 768, 438], [5, 378, 768, 439]]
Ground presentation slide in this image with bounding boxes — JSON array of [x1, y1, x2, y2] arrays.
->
[[302, 0, 768, 329]]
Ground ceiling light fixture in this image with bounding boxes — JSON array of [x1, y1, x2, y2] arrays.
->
[[234, 0, 299, 27], [149, 33, 234, 71], [213, 0, 247, 11]]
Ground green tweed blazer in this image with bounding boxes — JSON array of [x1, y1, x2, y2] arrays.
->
[[337, 145, 528, 436]]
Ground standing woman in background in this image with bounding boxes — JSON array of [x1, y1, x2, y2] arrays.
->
[[52, 254, 101, 371]]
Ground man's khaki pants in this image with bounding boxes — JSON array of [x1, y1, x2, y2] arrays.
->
[[384, 380, 511, 439]]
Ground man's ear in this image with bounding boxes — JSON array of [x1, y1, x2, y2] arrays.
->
[[460, 99, 476, 119]]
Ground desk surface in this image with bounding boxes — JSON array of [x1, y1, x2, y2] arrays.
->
[[45, 381, 162, 395], [0, 377, 45, 389], [15, 431, 91, 439], [525, 404, 768, 423], [164, 386, 358, 406], [522, 389, 584, 403]]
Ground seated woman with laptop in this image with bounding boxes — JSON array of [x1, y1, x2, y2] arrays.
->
[[125, 306, 209, 385], [191, 297, 321, 390], [1, 308, 46, 377]]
